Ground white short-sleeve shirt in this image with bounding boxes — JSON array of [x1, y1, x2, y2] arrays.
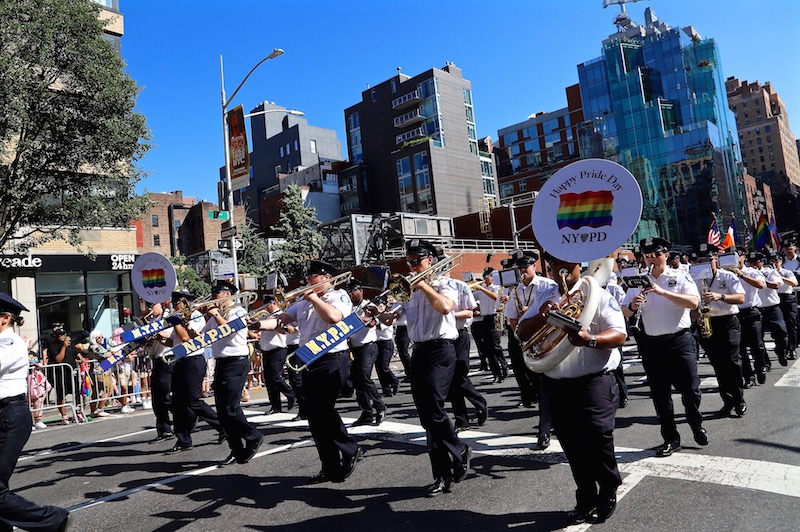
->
[[756, 266, 781, 307], [641, 268, 700, 336], [401, 277, 459, 343], [202, 305, 248, 358], [285, 288, 353, 354], [693, 269, 744, 317], [738, 266, 764, 309]]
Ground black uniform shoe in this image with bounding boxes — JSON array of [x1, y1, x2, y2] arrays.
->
[[237, 434, 264, 464], [692, 427, 709, 446], [308, 471, 330, 484], [756, 373, 766, 384], [426, 476, 453, 496], [537, 434, 551, 450], [734, 402, 747, 417], [717, 404, 733, 417], [266, 408, 281, 415], [476, 407, 487, 426], [567, 503, 597, 525], [55, 513, 72, 532], [454, 445, 472, 483], [338, 446, 362, 482], [390, 382, 399, 396], [655, 440, 681, 457], [150, 432, 175, 443], [763, 363, 772, 372], [375, 410, 386, 425], [165, 444, 192, 455], [619, 397, 629, 409], [352, 413, 374, 426], [287, 397, 296, 410], [219, 453, 238, 466], [217, 432, 226, 444], [292, 413, 308, 421], [779, 356, 788, 366], [454, 423, 469, 433], [595, 494, 617, 522]]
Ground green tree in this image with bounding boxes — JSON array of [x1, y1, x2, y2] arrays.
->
[[268, 184, 323, 279], [236, 219, 269, 278], [171, 256, 210, 299], [0, 0, 151, 252]]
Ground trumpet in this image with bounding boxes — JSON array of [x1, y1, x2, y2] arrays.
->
[[273, 271, 353, 311], [386, 254, 463, 303]]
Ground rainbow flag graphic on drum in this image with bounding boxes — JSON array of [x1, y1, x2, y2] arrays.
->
[[142, 268, 166, 288], [556, 190, 614, 230]]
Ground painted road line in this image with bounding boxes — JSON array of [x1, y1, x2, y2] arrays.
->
[[19, 429, 156, 462], [774, 359, 800, 387]]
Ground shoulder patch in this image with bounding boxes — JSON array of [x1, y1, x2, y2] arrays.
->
[[609, 298, 621, 312], [0, 337, 13, 347]]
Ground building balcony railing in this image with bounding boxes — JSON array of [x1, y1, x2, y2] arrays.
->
[[394, 108, 427, 128], [396, 127, 426, 145], [392, 90, 422, 110]]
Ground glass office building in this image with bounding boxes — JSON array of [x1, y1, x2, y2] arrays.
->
[[577, 9, 746, 246]]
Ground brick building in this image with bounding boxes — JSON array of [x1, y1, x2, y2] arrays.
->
[[134, 191, 196, 257]]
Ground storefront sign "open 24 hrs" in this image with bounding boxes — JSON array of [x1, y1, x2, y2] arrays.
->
[[111, 254, 136, 270]]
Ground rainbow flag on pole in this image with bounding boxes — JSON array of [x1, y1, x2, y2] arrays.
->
[[754, 214, 769, 250], [556, 190, 614, 230]]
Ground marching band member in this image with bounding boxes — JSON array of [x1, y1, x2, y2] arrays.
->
[[781, 241, 800, 360], [285, 325, 306, 421], [373, 297, 400, 398], [692, 246, 747, 417], [750, 252, 788, 369], [253, 260, 361, 484], [623, 237, 706, 457], [505, 251, 555, 406], [471, 267, 508, 382], [345, 279, 386, 426], [393, 309, 412, 382], [394, 240, 471, 495], [0, 294, 71, 531], [735, 250, 768, 387], [147, 301, 173, 440], [773, 254, 798, 361], [517, 253, 626, 524], [448, 271, 488, 432], [258, 294, 296, 415], [165, 290, 225, 453], [202, 280, 263, 466]]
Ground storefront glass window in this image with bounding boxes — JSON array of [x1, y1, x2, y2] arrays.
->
[[37, 273, 85, 294], [87, 272, 121, 292]]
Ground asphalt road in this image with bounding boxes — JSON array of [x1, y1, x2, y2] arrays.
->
[[13, 337, 800, 531]]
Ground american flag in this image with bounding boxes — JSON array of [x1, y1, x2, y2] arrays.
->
[[707, 218, 721, 247]]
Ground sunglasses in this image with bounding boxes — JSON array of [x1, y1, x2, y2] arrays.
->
[[407, 257, 427, 267], [643, 251, 665, 258]]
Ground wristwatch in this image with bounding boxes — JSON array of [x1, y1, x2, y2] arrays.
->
[[588, 336, 598, 348], [720, 293, 726, 302]]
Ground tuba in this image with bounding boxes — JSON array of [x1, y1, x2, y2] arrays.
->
[[519, 269, 601, 373]]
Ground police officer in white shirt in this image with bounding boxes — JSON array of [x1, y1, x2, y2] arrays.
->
[[398, 240, 471, 496], [734, 249, 768, 387], [258, 294, 296, 415], [164, 290, 225, 453], [691, 247, 747, 417], [448, 273, 487, 432], [773, 253, 798, 360], [394, 311, 411, 381], [285, 325, 306, 420], [517, 253, 626, 525], [751, 252, 789, 368], [622, 237, 706, 457], [201, 280, 263, 467], [254, 260, 361, 484], [373, 296, 400, 397], [0, 294, 70, 531], [346, 279, 385, 426], [505, 251, 557, 406], [472, 267, 508, 381]]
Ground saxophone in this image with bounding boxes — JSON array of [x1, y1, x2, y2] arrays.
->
[[699, 279, 713, 339]]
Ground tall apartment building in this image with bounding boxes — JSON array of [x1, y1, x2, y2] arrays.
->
[[496, 84, 584, 203], [576, 7, 746, 247], [726, 78, 800, 228], [231, 102, 342, 230], [340, 63, 497, 218]]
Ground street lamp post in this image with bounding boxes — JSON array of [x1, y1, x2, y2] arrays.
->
[[220, 48, 284, 289]]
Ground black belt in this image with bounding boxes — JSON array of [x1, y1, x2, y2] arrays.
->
[[779, 293, 795, 300], [644, 328, 690, 341], [738, 306, 760, 314], [0, 394, 26, 407], [415, 339, 454, 348], [544, 369, 613, 383], [709, 314, 738, 322]]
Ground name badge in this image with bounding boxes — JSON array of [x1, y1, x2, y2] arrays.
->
[[719, 281, 727, 289], [668, 277, 677, 287]]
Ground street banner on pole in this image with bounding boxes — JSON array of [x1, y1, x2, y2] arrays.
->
[[227, 104, 250, 190]]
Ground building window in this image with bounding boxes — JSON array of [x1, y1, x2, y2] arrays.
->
[[285, 143, 290, 154], [519, 180, 528, 192], [310, 139, 317, 153], [294, 139, 299, 152], [391, 80, 396, 93], [396, 157, 413, 213], [152, 215, 158, 227], [501, 183, 514, 198], [275, 164, 282, 178], [280, 146, 284, 157], [153, 235, 160, 247], [371, 88, 377, 102], [348, 112, 363, 164]]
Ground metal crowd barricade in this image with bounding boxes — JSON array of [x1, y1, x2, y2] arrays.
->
[[26, 362, 79, 425], [82, 359, 140, 417]]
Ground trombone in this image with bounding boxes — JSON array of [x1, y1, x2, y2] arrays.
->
[[273, 271, 353, 311], [189, 291, 257, 318]]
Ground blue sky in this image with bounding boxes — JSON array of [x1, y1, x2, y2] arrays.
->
[[121, 0, 800, 203]]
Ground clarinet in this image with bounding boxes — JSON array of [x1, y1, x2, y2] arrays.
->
[[628, 264, 653, 335]]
